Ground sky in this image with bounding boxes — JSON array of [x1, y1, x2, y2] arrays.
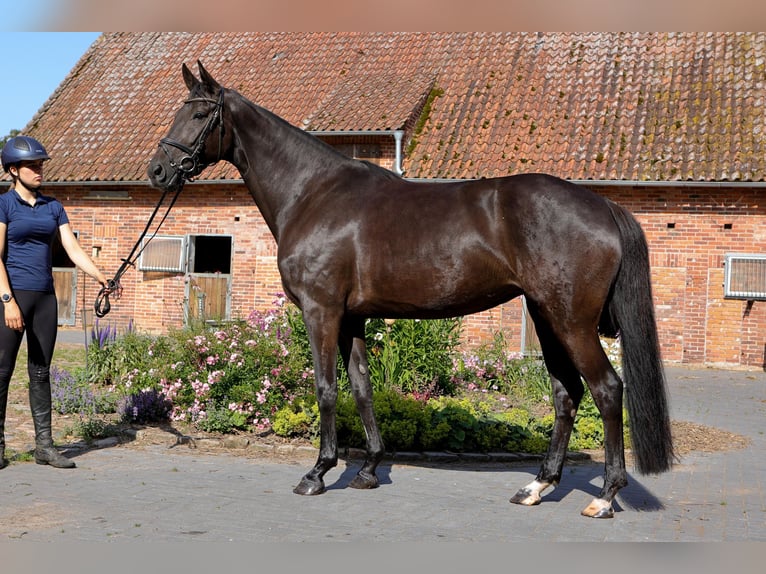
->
[[0, 32, 101, 138]]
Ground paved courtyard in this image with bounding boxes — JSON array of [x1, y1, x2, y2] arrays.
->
[[1, 364, 764, 542]]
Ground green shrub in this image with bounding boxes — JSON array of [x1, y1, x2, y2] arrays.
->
[[452, 331, 550, 401], [71, 417, 121, 443], [195, 401, 250, 434], [86, 322, 159, 389], [372, 389, 428, 451], [272, 398, 319, 438], [335, 393, 366, 448], [364, 318, 462, 395], [279, 391, 555, 455]]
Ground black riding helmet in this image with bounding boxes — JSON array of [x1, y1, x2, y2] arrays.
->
[[1, 135, 51, 173]]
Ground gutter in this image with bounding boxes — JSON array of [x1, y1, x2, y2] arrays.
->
[[33, 176, 766, 190], [571, 179, 766, 189], [404, 178, 766, 189]]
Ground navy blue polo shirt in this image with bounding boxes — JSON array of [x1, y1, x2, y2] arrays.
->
[[0, 188, 69, 293]]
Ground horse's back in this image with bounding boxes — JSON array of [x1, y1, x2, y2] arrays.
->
[[279, 171, 623, 319]]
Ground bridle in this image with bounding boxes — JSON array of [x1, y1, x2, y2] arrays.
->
[[158, 88, 225, 186], [94, 89, 225, 318]]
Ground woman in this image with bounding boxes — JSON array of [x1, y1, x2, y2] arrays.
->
[[0, 135, 109, 469]]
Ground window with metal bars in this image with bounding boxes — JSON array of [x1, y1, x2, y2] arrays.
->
[[138, 235, 186, 272], [724, 254, 766, 300]]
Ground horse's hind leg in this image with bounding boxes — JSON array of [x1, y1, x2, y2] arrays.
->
[[574, 342, 627, 518], [521, 312, 627, 518], [510, 313, 585, 507], [339, 317, 385, 489]]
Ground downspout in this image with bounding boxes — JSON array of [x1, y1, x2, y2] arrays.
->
[[393, 130, 404, 176]]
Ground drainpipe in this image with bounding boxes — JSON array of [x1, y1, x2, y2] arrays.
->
[[393, 130, 404, 176]]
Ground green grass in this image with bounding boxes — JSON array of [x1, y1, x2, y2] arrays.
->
[[12, 341, 87, 384]]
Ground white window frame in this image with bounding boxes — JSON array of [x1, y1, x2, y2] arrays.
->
[[138, 235, 187, 273], [723, 253, 766, 300]]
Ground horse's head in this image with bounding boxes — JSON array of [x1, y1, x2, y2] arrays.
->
[[148, 60, 228, 191]]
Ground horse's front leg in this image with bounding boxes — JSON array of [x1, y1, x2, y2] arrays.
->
[[293, 308, 342, 496], [340, 318, 384, 489]]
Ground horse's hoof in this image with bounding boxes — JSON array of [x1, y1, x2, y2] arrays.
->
[[581, 498, 614, 519], [509, 488, 542, 506], [348, 471, 379, 490], [293, 477, 326, 496]]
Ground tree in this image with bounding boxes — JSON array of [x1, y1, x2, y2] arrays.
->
[[1, 130, 21, 148]]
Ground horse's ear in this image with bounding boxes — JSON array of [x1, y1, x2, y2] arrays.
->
[[197, 60, 221, 92], [182, 63, 199, 91]]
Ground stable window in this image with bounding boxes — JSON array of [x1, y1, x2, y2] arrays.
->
[[724, 253, 766, 300], [138, 235, 186, 272], [188, 235, 232, 274]]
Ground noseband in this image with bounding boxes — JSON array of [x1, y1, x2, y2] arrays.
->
[[159, 89, 225, 184]]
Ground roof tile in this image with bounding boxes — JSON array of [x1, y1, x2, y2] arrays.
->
[[6, 32, 766, 183]]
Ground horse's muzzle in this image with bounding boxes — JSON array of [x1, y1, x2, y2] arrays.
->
[[147, 157, 179, 191]]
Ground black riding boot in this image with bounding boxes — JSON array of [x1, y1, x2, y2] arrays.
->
[[29, 367, 75, 469], [0, 380, 8, 469], [0, 420, 6, 469]]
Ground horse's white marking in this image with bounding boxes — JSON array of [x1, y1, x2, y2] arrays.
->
[[581, 497, 614, 518], [510, 480, 552, 506]]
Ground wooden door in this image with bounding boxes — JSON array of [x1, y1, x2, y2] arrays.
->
[[53, 268, 77, 325], [186, 273, 231, 323]]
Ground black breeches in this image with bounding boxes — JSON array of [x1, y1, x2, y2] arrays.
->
[[0, 291, 58, 420]]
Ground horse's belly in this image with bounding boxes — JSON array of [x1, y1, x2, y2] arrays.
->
[[347, 274, 522, 319]]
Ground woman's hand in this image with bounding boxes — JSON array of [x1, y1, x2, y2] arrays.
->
[[3, 299, 24, 331]]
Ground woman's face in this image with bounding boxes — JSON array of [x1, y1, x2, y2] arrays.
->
[[12, 159, 45, 191]]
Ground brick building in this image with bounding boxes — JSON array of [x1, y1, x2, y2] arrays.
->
[[4, 33, 765, 368]]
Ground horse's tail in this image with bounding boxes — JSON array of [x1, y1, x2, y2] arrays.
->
[[603, 200, 674, 475]]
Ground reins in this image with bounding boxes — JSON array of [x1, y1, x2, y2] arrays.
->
[[94, 89, 224, 318], [93, 183, 185, 317]]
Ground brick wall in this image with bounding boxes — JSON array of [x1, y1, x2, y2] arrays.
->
[[56, 181, 766, 368], [594, 184, 766, 368]]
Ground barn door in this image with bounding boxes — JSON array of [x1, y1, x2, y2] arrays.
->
[[520, 296, 541, 357], [53, 268, 77, 325], [52, 230, 77, 325], [184, 235, 232, 324]]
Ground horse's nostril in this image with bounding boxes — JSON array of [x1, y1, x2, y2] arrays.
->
[[152, 164, 164, 177]]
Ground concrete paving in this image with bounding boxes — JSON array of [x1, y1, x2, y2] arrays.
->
[[1, 364, 764, 542]]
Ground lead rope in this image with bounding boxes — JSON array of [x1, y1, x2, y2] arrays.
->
[[94, 181, 185, 317]]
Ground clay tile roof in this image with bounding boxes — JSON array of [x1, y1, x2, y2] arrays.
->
[[12, 32, 766, 183]]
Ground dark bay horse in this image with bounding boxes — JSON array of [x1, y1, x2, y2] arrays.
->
[[148, 61, 673, 519]]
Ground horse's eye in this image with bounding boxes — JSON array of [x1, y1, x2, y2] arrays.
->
[[193, 111, 207, 120]]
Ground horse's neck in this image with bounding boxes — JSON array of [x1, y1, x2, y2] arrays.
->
[[229, 100, 343, 242]]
